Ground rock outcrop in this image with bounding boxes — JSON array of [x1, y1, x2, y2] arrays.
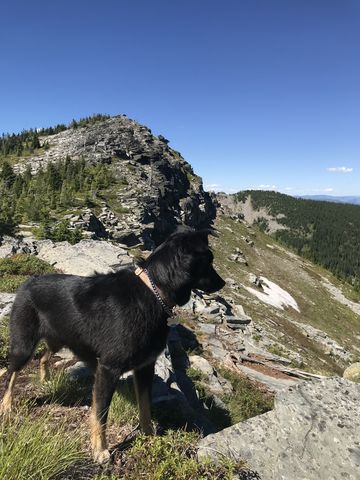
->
[[198, 377, 360, 480], [35, 239, 132, 275], [0, 236, 132, 276], [0, 293, 15, 319], [13, 116, 216, 247]]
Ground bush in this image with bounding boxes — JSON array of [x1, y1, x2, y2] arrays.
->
[[0, 254, 56, 276], [0, 255, 56, 292]]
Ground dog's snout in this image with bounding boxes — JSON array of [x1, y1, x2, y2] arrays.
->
[[194, 266, 225, 294], [211, 269, 226, 292]]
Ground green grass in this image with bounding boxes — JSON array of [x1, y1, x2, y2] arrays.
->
[[38, 368, 92, 406], [116, 430, 248, 480], [108, 380, 139, 428], [0, 316, 10, 365], [0, 147, 48, 167], [267, 343, 289, 358], [39, 369, 139, 427], [0, 254, 56, 292], [218, 368, 273, 424], [187, 365, 273, 430], [0, 404, 86, 480]]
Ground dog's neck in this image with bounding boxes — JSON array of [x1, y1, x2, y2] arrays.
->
[[135, 267, 174, 317]]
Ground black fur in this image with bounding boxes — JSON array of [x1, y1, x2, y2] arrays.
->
[[2, 226, 225, 461]]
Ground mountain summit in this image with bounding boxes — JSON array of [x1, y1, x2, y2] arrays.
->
[[2, 115, 215, 247]]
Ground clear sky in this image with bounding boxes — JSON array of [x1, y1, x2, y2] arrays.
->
[[1, 0, 359, 196]]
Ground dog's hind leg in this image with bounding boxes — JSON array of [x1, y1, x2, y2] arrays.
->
[[0, 300, 40, 414], [133, 361, 155, 435], [39, 349, 52, 383], [39, 339, 63, 383], [0, 371, 18, 415], [90, 363, 119, 464]]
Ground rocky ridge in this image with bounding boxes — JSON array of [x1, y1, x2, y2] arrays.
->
[[13, 115, 216, 247]]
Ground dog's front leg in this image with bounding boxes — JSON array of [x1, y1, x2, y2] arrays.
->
[[133, 361, 155, 435], [90, 363, 119, 464]]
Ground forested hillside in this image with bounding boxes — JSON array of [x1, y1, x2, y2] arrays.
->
[[0, 157, 114, 241], [234, 190, 360, 290]]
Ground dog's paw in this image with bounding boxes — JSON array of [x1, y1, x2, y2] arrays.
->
[[93, 448, 111, 465]]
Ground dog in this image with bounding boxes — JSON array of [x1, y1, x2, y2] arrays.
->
[[0, 226, 225, 463]]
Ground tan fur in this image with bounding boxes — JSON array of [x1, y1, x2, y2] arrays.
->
[[90, 387, 110, 463], [0, 372, 17, 414], [39, 349, 52, 382]]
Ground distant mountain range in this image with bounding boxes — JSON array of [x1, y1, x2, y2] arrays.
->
[[299, 195, 360, 205]]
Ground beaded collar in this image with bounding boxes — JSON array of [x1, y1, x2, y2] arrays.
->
[[134, 267, 174, 317]]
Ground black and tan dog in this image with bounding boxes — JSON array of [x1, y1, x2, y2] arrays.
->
[[0, 227, 225, 463]]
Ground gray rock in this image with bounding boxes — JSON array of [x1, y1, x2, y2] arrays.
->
[[152, 350, 184, 403], [225, 315, 252, 325], [189, 355, 232, 396], [0, 293, 15, 318], [225, 314, 252, 331], [198, 377, 360, 480], [0, 236, 37, 258], [202, 305, 220, 316], [225, 278, 238, 289], [36, 239, 131, 275], [236, 364, 298, 392], [56, 348, 75, 361], [204, 337, 228, 361], [293, 321, 353, 362], [65, 361, 93, 379]]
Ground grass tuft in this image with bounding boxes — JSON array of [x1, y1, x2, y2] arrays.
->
[[108, 379, 139, 428], [218, 368, 273, 424], [39, 368, 92, 406], [0, 404, 85, 480]]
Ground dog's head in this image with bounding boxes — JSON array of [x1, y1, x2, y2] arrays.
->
[[142, 226, 225, 306]]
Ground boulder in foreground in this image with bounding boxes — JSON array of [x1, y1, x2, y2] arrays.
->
[[198, 377, 360, 480]]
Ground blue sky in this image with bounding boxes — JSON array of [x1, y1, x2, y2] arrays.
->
[[1, 0, 359, 195]]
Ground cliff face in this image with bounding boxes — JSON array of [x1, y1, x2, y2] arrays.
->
[[14, 115, 216, 246]]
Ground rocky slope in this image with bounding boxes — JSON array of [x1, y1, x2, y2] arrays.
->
[[12, 115, 216, 247], [209, 214, 360, 376]]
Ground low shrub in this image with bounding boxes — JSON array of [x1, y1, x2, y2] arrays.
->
[[0, 254, 56, 292]]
